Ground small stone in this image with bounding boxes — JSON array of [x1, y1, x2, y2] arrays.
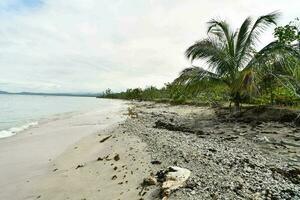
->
[[114, 154, 120, 161], [75, 164, 84, 169], [151, 160, 162, 165], [143, 176, 157, 186]]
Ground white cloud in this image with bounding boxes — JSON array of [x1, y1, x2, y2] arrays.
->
[[0, 0, 299, 93]]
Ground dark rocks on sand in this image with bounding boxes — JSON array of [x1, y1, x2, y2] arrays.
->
[[114, 154, 120, 161], [150, 160, 162, 165], [75, 164, 84, 169]]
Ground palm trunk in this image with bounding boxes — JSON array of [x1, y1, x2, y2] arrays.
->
[[233, 92, 241, 112], [233, 101, 240, 112]]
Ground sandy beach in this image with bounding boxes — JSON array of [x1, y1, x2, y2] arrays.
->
[[1, 101, 299, 200], [0, 100, 127, 200]]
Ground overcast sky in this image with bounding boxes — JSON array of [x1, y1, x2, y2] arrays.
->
[[0, 0, 299, 93]]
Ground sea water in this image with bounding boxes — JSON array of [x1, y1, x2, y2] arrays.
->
[[0, 95, 118, 139]]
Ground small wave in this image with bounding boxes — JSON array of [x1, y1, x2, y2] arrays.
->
[[0, 122, 38, 139]]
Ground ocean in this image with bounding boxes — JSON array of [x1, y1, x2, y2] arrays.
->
[[0, 94, 118, 139]]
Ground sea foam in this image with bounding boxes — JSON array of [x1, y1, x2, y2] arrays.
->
[[0, 122, 38, 139]]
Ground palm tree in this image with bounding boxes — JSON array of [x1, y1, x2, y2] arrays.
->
[[174, 12, 300, 111]]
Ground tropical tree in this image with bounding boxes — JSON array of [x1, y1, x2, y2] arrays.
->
[[174, 12, 300, 111], [274, 18, 300, 47]]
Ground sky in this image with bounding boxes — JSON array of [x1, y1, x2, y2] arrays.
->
[[0, 0, 299, 93]]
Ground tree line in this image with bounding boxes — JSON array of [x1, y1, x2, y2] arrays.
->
[[100, 13, 300, 110]]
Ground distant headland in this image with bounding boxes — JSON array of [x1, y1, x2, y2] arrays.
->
[[0, 90, 99, 97]]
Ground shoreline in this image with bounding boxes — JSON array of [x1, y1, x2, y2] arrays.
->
[[1, 101, 299, 199], [0, 111, 76, 139], [0, 100, 128, 200]]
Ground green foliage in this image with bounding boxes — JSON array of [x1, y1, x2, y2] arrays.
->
[[176, 12, 300, 110], [253, 87, 300, 106], [274, 18, 300, 44], [100, 83, 230, 106], [100, 85, 173, 101], [100, 14, 300, 109]]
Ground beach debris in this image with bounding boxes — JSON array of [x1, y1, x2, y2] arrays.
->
[[154, 120, 194, 133], [97, 154, 112, 161], [143, 174, 157, 186], [141, 166, 191, 200], [99, 135, 112, 143], [97, 157, 104, 161], [151, 160, 162, 165], [208, 148, 217, 153], [270, 167, 300, 184], [75, 164, 85, 169], [161, 166, 191, 200], [114, 154, 120, 161], [53, 168, 58, 172], [112, 175, 117, 180], [223, 136, 239, 141], [127, 107, 138, 118]]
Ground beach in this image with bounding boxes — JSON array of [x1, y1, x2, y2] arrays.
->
[[0, 100, 127, 200], [1, 101, 300, 200]]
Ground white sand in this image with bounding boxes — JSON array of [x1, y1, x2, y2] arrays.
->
[[32, 127, 153, 200], [0, 100, 128, 200]]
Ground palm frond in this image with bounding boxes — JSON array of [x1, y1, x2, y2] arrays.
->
[[238, 11, 280, 67], [207, 19, 235, 57], [245, 41, 300, 97], [235, 17, 252, 67], [174, 66, 219, 84], [248, 41, 300, 68], [185, 38, 235, 78], [172, 66, 222, 94]]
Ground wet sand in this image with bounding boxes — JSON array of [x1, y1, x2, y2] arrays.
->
[[0, 100, 126, 200]]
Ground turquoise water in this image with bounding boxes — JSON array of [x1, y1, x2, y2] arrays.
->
[[0, 95, 117, 138]]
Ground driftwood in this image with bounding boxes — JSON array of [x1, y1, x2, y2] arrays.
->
[[140, 166, 191, 200], [99, 135, 112, 143], [161, 166, 191, 200], [270, 167, 300, 184]]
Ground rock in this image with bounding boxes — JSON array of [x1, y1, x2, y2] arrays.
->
[[151, 160, 162, 165], [75, 164, 84, 169], [97, 157, 104, 161], [143, 176, 157, 186], [122, 102, 300, 199], [114, 154, 120, 161], [270, 167, 300, 184], [208, 148, 217, 153], [154, 120, 194, 133], [223, 136, 239, 141]]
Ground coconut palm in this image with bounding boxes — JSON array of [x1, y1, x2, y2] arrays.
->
[[174, 12, 300, 111]]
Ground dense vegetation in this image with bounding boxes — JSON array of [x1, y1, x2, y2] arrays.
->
[[100, 14, 300, 109]]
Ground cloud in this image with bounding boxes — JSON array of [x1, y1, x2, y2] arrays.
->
[[0, 0, 299, 93]]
